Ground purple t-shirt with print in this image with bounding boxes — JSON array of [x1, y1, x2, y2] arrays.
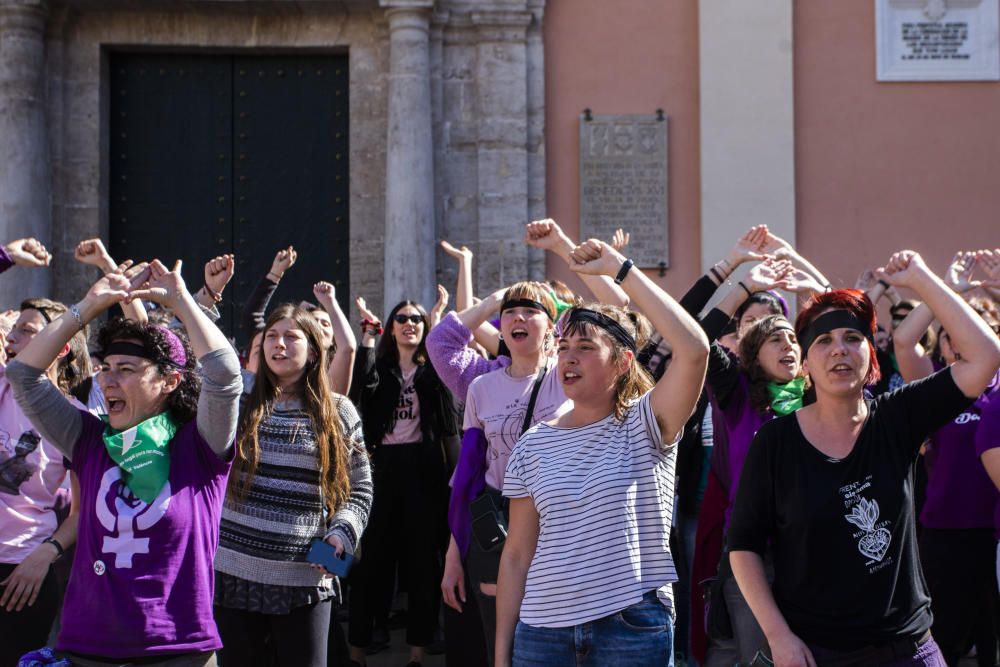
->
[[59, 410, 231, 658], [975, 391, 1000, 538], [921, 373, 1000, 530]]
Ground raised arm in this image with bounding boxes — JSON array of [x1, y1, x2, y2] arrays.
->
[[441, 240, 474, 313], [430, 284, 449, 329], [892, 303, 936, 382], [130, 260, 242, 453], [525, 219, 629, 307], [313, 281, 357, 395], [570, 239, 710, 442], [702, 259, 793, 340], [761, 226, 832, 291], [194, 253, 235, 316], [9, 266, 145, 456], [877, 251, 1000, 399], [425, 303, 508, 399], [74, 238, 148, 323], [241, 246, 296, 336]]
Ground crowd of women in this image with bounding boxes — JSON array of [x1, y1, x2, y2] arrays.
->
[[0, 220, 998, 667]]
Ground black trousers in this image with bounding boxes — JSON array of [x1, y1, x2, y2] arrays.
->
[[442, 567, 490, 667], [920, 527, 999, 667], [214, 599, 332, 667], [0, 562, 59, 667], [348, 443, 447, 649]]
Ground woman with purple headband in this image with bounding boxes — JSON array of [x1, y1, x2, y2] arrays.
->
[[7, 259, 242, 666]]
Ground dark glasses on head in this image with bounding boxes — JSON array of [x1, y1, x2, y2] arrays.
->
[[393, 314, 423, 325]]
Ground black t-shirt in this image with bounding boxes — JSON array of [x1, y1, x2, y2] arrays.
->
[[727, 368, 973, 650]]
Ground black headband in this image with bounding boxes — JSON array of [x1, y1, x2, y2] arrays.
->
[[500, 298, 553, 321], [799, 310, 874, 355], [100, 340, 184, 368], [565, 308, 637, 352], [101, 341, 155, 361]]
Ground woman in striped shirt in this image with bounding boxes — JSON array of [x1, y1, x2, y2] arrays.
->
[[495, 239, 710, 667]]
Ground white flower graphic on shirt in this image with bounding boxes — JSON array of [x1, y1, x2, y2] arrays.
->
[[844, 497, 892, 563]]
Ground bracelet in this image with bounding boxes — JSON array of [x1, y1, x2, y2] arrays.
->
[[719, 258, 732, 271], [877, 279, 890, 290], [361, 319, 383, 336], [43, 537, 65, 561], [266, 271, 283, 283], [67, 303, 85, 330], [709, 266, 724, 283], [737, 281, 752, 298], [614, 258, 635, 285], [202, 284, 223, 304]]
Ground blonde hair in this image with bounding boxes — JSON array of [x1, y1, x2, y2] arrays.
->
[[502, 282, 558, 321], [561, 303, 654, 421]]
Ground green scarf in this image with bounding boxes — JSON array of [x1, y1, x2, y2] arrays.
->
[[766, 377, 806, 416], [101, 412, 177, 503]]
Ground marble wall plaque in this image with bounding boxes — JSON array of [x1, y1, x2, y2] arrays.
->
[[876, 0, 1000, 81], [579, 113, 668, 268]]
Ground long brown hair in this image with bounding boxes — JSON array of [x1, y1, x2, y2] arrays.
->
[[560, 303, 655, 421], [229, 304, 351, 515]]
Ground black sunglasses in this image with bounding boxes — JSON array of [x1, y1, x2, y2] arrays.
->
[[393, 314, 423, 325]]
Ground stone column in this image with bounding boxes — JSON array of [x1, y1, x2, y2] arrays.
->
[[470, 8, 532, 292], [380, 0, 436, 313], [0, 0, 51, 306]]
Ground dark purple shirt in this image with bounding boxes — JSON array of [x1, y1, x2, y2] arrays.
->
[[60, 411, 231, 658], [921, 372, 1000, 530], [718, 375, 772, 527], [974, 389, 1000, 539]]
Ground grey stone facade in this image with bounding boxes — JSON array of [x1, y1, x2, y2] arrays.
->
[[0, 0, 545, 316]]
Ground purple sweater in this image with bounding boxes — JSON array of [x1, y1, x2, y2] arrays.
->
[[426, 312, 510, 401]]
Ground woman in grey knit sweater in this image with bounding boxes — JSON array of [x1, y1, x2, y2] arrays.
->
[[213, 303, 373, 667]]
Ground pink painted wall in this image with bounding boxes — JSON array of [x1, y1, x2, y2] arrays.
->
[[543, 0, 701, 299], [795, 2, 1000, 297]]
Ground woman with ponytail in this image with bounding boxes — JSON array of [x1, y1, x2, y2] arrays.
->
[[213, 304, 371, 667]]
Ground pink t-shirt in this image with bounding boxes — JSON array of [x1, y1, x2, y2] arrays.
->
[[382, 366, 422, 445], [0, 367, 74, 564], [464, 364, 571, 490]]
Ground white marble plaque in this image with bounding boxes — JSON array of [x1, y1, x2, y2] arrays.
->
[[876, 0, 1000, 81], [579, 113, 668, 269]]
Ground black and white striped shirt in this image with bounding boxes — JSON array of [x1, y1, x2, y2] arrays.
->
[[503, 392, 679, 628]]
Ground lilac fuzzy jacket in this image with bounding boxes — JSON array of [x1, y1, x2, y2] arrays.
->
[[426, 312, 510, 401]]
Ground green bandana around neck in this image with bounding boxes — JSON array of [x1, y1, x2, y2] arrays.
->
[[101, 412, 177, 503], [766, 377, 806, 416]]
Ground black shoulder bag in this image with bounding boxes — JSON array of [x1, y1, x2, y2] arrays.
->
[[469, 363, 548, 553]]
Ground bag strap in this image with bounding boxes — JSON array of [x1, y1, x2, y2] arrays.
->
[[519, 363, 549, 436]]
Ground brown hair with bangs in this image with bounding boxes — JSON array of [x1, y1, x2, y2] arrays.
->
[[560, 303, 654, 421], [230, 304, 352, 515]]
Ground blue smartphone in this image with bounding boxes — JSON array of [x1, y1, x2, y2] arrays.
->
[[306, 539, 354, 578]]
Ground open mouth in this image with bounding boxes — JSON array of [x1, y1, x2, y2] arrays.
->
[[511, 327, 529, 341], [107, 398, 126, 415], [779, 354, 797, 367], [829, 363, 853, 376], [563, 370, 581, 384]]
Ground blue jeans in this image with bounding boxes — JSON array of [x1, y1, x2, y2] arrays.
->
[[513, 591, 674, 667]]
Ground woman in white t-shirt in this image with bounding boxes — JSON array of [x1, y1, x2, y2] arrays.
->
[[495, 240, 710, 667], [439, 281, 568, 663]]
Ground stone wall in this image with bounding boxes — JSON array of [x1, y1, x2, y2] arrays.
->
[[0, 0, 545, 316]]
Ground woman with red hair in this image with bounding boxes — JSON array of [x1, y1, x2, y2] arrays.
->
[[727, 251, 1000, 667]]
